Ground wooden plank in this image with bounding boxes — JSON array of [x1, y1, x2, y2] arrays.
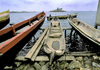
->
[[40, 28, 72, 30], [16, 25, 29, 34], [40, 28, 45, 30], [15, 56, 28, 62], [67, 53, 96, 56], [58, 56, 75, 61], [25, 27, 48, 59], [63, 28, 72, 30], [31, 38, 45, 61], [70, 51, 91, 54], [35, 56, 49, 61], [31, 20, 38, 25], [35, 56, 75, 61]]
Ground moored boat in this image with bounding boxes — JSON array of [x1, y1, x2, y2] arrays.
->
[[0, 11, 46, 69], [0, 10, 10, 29], [44, 17, 66, 65], [68, 18, 100, 54], [47, 13, 77, 21]]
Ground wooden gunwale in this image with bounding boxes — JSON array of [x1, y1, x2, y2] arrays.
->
[[0, 11, 46, 54]]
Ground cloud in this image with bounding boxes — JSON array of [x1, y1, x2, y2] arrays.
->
[[0, 0, 99, 11]]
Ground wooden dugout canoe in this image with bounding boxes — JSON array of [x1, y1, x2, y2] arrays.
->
[[0, 11, 46, 55], [0, 10, 10, 29], [68, 18, 100, 52], [44, 17, 66, 65], [0, 11, 46, 69], [47, 13, 77, 21]]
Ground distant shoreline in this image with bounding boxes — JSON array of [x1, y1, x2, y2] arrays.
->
[[50, 11, 66, 12], [10, 11, 36, 13]]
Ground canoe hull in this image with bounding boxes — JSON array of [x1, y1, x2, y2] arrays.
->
[[0, 12, 45, 69], [68, 18, 100, 54], [0, 10, 10, 29], [47, 13, 77, 21], [44, 17, 66, 64], [0, 17, 10, 29]]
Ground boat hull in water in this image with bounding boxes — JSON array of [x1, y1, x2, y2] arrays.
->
[[0, 10, 10, 29], [47, 13, 77, 21], [44, 17, 66, 65], [0, 11, 46, 69], [68, 18, 100, 54]]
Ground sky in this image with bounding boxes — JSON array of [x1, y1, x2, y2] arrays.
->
[[0, 0, 99, 12]]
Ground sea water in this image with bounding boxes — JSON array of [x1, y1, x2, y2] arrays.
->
[[8, 11, 97, 28]]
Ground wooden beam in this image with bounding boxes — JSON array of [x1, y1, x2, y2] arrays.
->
[[35, 56, 75, 61], [40, 27, 72, 30], [66, 52, 96, 56], [40, 28, 45, 30], [63, 28, 72, 30], [25, 27, 48, 60], [31, 38, 45, 61]]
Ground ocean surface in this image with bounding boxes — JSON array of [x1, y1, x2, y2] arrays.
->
[[4, 11, 98, 55], [5, 11, 97, 29]]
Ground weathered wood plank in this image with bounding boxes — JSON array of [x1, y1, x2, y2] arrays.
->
[[40, 28, 45, 30], [31, 38, 45, 61], [35, 56, 75, 61], [15, 56, 28, 62], [25, 27, 48, 59], [70, 51, 91, 54], [58, 56, 75, 61], [63, 28, 72, 30], [41, 27, 72, 30], [67, 53, 96, 56], [16, 25, 29, 34]]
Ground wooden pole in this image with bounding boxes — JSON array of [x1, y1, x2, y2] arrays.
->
[[95, 0, 100, 29]]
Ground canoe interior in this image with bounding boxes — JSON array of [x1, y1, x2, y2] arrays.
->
[[0, 12, 45, 69], [44, 17, 66, 55], [0, 19, 37, 45], [0, 21, 44, 69], [0, 12, 45, 51], [44, 17, 66, 65], [46, 23, 66, 54]]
